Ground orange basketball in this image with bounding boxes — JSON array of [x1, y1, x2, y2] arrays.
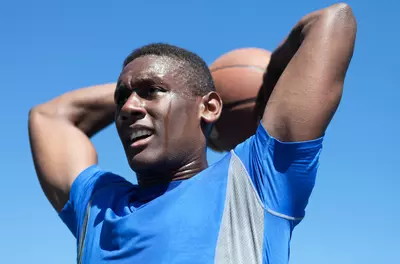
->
[[208, 48, 271, 151]]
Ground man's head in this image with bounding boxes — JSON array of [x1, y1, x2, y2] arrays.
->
[[115, 43, 222, 180]]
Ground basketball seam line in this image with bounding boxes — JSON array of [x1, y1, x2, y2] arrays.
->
[[224, 97, 257, 109]]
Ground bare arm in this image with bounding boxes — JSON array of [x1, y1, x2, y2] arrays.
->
[[259, 3, 357, 141], [28, 83, 116, 212]]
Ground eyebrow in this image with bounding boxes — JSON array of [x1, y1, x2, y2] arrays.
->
[[117, 74, 170, 90], [132, 75, 165, 86]]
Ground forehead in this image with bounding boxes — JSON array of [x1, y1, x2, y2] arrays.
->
[[119, 55, 182, 85]]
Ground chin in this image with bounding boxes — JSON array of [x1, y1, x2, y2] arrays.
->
[[126, 150, 164, 173]]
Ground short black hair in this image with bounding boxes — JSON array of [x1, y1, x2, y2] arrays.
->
[[123, 43, 215, 96]]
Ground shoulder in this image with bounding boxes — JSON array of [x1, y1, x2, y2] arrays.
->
[[232, 123, 324, 219], [70, 165, 130, 198], [235, 123, 324, 161], [59, 165, 133, 237]]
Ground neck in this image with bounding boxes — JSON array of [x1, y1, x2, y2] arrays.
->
[[136, 153, 208, 187]]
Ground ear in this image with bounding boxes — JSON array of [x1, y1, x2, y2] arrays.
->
[[199, 91, 222, 124]]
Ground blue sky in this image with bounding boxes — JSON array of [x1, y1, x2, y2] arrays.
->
[[2, 0, 399, 263]]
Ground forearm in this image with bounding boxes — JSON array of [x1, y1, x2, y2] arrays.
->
[[31, 83, 117, 137]]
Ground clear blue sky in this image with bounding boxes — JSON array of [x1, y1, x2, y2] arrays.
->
[[2, 0, 399, 263]]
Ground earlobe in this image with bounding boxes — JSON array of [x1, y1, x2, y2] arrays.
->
[[200, 92, 222, 124]]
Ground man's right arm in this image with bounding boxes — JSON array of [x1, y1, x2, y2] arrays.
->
[[28, 83, 117, 212]]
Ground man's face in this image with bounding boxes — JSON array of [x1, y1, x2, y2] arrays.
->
[[115, 55, 206, 174]]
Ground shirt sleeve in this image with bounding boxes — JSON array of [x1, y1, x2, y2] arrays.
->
[[234, 123, 323, 220], [58, 165, 105, 238]]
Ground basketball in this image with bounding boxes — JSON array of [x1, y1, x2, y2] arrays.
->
[[208, 48, 271, 152]]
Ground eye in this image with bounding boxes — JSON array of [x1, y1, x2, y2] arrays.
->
[[148, 87, 159, 95], [137, 86, 166, 99], [115, 87, 132, 106]]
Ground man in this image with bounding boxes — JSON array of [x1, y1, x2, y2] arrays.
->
[[28, 3, 356, 263]]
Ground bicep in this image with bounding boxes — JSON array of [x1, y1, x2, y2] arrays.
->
[[29, 110, 97, 212], [263, 5, 356, 142]]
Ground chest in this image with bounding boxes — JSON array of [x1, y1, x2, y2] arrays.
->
[[83, 173, 228, 263]]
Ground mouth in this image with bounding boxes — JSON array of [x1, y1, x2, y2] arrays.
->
[[128, 129, 154, 148]]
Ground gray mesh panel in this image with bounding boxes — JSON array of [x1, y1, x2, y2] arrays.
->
[[214, 151, 264, 264]]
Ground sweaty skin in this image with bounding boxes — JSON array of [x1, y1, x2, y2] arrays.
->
[[258, 4, 356, 142], [28, 4, 356, 263], [29, 4, 355, 225], [115, 56, 217, 185]]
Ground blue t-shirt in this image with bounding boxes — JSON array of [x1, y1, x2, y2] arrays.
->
[[60, 123, 323, 264]]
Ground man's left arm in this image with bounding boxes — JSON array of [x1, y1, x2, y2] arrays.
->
[[235, 3, 356, 221], [261, 3, 357, 142]]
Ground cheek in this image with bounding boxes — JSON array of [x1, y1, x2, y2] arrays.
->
[[147, 95, 200, 146], [115, 124, 127, 149], [115, 114, 125, 136], [168, 102, 199, 139], [115, 119, 122, 136]]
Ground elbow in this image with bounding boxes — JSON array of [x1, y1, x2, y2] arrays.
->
[[319, 3, 357, 54], [29, 105, 47, 122], [28, 105, 54, 129], [29, 101, 68, 122], [28, 106, 46, 133], [28, 103, 71, 136], [327, 3, 357, 33], [29, 104, 56, 119]]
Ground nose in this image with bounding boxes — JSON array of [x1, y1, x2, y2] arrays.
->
[[118, 92, 146, 122]]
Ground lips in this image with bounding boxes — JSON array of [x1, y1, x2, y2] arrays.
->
[[130, 129, 153, 142], [126, 126, 154, 148]]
